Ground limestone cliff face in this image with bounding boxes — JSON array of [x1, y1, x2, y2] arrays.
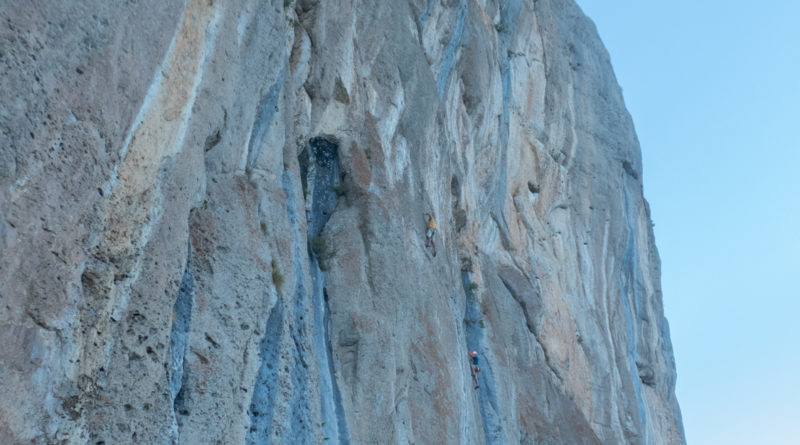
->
[[0, 0, 684, 444]]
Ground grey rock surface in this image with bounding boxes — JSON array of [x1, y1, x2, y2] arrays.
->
[[0, 0, 684, 443]]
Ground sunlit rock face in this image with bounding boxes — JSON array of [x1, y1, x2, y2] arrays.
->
[[0, 0, 684, 443]]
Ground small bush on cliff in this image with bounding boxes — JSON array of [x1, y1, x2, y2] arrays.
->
[[464, 281, 479, 300], [333, 180, 351, 197], [298, 147, 310, 173], [311, 235, 335, 270], [271, 259, 285, 295]]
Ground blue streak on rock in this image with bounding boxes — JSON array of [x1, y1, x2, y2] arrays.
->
[[462, 271, 508, 444], [498, 59, 512, 149], [246, 66, 286, 170], [302, 137, 350, 444], [485, 0, 522, 221], [169, 266, 194, 407], [280, 171, 313, 444], [619, 185, 650, 444], [288, 274, 312, 443], [446, 281, 471, 441], [311, 257, 351, 445], [496, 0, 522, 150], [436, 0, 467, 99], [416, 0, 435, 35], [245, 303, 284, 445]]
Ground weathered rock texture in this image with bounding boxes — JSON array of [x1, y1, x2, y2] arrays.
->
[[0, 0, 684, 443]]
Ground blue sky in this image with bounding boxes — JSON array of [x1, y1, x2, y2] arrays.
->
[[574, 1, 800, 443]]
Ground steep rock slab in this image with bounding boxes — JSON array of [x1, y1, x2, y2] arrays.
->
[[0, 0, 684, 444]]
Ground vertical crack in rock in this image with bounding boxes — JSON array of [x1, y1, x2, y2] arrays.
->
[[499, 277, 537, 337], [246, 303, 284, 445], [482, 2, 524, 243], [619, 185, 649, 444], [312, 257, 351, 445], [496, 0, 522, 151], [444, 263, 472, 442], [246, 66, 286, 171], [279, 171, 313, 443], [168, 254, 195, 440], [461, 271, 508, 444], [300, 137, 351, 444], [437, 0, 467, 99], [498, 269, 562, 384], [288, 270, 312, 443], [415, 0, 435, 37], [290, 282, 313, 443]]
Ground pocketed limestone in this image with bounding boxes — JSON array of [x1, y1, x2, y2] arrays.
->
[[0, 1, 683, 444]]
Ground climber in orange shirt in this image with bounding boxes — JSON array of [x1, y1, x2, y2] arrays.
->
[[424, 212, 437, 257]]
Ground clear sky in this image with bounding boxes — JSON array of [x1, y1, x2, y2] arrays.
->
[[574, 1, 800, 444]]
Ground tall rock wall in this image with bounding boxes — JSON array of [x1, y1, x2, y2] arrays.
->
[[0, 0, 684, 443]]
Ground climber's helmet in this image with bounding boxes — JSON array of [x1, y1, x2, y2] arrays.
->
[[470, 350, 477, 357]]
